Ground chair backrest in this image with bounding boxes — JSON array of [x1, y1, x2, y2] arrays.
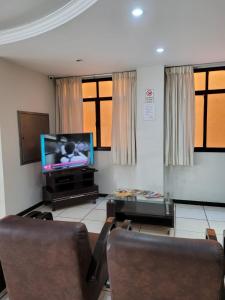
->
[[107, 229, 225, 300], [0, 215, 92, 300]]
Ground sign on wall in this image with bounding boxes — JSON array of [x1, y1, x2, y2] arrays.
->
[[144, 88, 155, 121]]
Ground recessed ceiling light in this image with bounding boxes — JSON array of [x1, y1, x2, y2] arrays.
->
[[76, 59, 83, 62], [156, 48, 164, 53], [132, 8, 143, 17]]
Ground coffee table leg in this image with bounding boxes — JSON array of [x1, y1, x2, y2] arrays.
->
[[107, 200, 116, 218]]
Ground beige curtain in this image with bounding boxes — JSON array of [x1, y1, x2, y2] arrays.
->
[[165, 66, 195, 166], [56, 77, 83, 133], [112, 71, 137, 165]]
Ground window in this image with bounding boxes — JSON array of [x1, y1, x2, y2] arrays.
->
[[82, 78, 112, 150], [194, 67, 225, 151]]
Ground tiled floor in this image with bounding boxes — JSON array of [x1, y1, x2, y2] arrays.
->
[[2, 200, 225, 300], [175, 203, 225, 245]]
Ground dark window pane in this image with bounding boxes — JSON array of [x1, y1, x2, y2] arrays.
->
[[100, 101, 112, 147], [83, 102, 97, 146], [207, 94, 225, 147], [82, 82, 97, 98], [194, 72, 206, 91], [99, 81, 112, 97], [195, 96, 204, 147], [209, 71, 225, 90]]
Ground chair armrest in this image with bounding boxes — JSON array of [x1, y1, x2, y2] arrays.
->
[[87, 217, 116, 282], [206, 228, 217, 241]]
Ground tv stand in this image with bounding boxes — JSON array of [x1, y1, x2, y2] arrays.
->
[[43, 167, 99, 211]]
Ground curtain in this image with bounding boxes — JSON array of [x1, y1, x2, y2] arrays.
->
[[56, 77, 83, 133], [165, 66, 195, 166], [112, 71, 137, 165]]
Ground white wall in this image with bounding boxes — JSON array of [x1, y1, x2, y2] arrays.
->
[[94, 65, 164, 194], [165, 153, 225, 203], [0, 58, 55, 215]]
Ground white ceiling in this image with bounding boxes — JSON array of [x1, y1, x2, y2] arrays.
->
[[0, 0, 70, 30], [0, 0, 225, 76]]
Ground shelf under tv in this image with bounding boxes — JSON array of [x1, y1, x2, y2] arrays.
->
[[43, 167, 99, 210]]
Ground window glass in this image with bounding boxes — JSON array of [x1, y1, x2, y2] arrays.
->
[[207, 94, 225, 147], [82, 82, 97, 98], [194, 72, 206, 91], [99, 81, 112, 97], [83, 102, 97, 146], [100, 101, 112, 147], [208, 71, 225, 90], [195, 96, 204, 147]]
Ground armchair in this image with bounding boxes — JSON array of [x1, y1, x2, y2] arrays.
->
[[107, 228, 225, 300], [0, 215, 116, 300]]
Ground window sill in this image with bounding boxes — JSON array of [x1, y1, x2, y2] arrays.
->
[[94, 147, 111, 151]]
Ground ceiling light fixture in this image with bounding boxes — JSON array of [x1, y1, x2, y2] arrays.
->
[[156, 48, 164, 53], [76, 59, 83, 62], [132, 8, 143, 17]]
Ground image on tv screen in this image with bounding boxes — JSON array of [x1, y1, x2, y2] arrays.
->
[[40, 133, 94, 172]]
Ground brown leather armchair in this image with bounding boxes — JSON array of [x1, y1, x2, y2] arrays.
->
[[107, 229, 225, 300], [0, 215, 116, 300]]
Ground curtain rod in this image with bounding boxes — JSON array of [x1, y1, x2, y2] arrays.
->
[[51, 69, 136, 80], [165, 61, 225, 69], [53, 73, 112, 80]]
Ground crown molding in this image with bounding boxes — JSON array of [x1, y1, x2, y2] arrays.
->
[[0, 0, 99, 45]]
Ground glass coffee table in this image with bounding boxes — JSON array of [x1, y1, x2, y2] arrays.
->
[[106, 195, 174, 227]]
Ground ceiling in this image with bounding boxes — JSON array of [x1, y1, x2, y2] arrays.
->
[[0, 0, 225, 76], [0, 0, 71, 30]]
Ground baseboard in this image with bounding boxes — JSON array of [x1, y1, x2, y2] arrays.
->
[[17, 194, 108, 217], [173, 199, 225, 207], [17, 201, 44, 216], [99, 193, 108, 197]]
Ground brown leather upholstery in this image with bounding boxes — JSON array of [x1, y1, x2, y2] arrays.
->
[[0, 215, 106, 300], [88, 232, 99, 252], [107, 229, 225, 300]]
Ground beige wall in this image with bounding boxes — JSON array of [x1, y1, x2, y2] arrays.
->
[[0, 128, 6, 217], [0, 58, 55, 215]]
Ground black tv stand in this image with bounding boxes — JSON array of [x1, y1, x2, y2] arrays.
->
[[43, 167, 99, 211]]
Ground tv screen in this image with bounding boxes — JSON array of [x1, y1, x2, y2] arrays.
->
[[40, 133, 94, 173]]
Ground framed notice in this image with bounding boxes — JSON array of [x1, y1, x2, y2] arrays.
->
[[144, 88, 155, 121]]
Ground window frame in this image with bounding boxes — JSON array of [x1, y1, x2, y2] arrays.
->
[[194, 66, 225, 152], [82, 77, 112, 151]]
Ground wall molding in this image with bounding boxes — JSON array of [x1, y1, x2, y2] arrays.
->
[[0, 0, 99, 45]]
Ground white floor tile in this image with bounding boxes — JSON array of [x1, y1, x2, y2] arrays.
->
[[81, 220, 105, 233], [71, 202, 97, 210], [140, 224, 169, 236], [57, 206, 91, 219], [169, 228, 175, 237], [216, 235, 224, 246], [131, 223, 141, 232], [84, 209, 107, 222], [0, 293, 9, 300], [95, 200, 107, 210], [175, 204, 206, 220], [175, 217, 209, 233], [175, 230, 205, 239], [204, 206, 225, 221], [208, 220, 225, 237], [54, 216, 81, 222], [98, 290, 111, 300]]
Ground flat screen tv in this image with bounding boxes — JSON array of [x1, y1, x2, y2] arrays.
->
[[40, 133, 94, 173]]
